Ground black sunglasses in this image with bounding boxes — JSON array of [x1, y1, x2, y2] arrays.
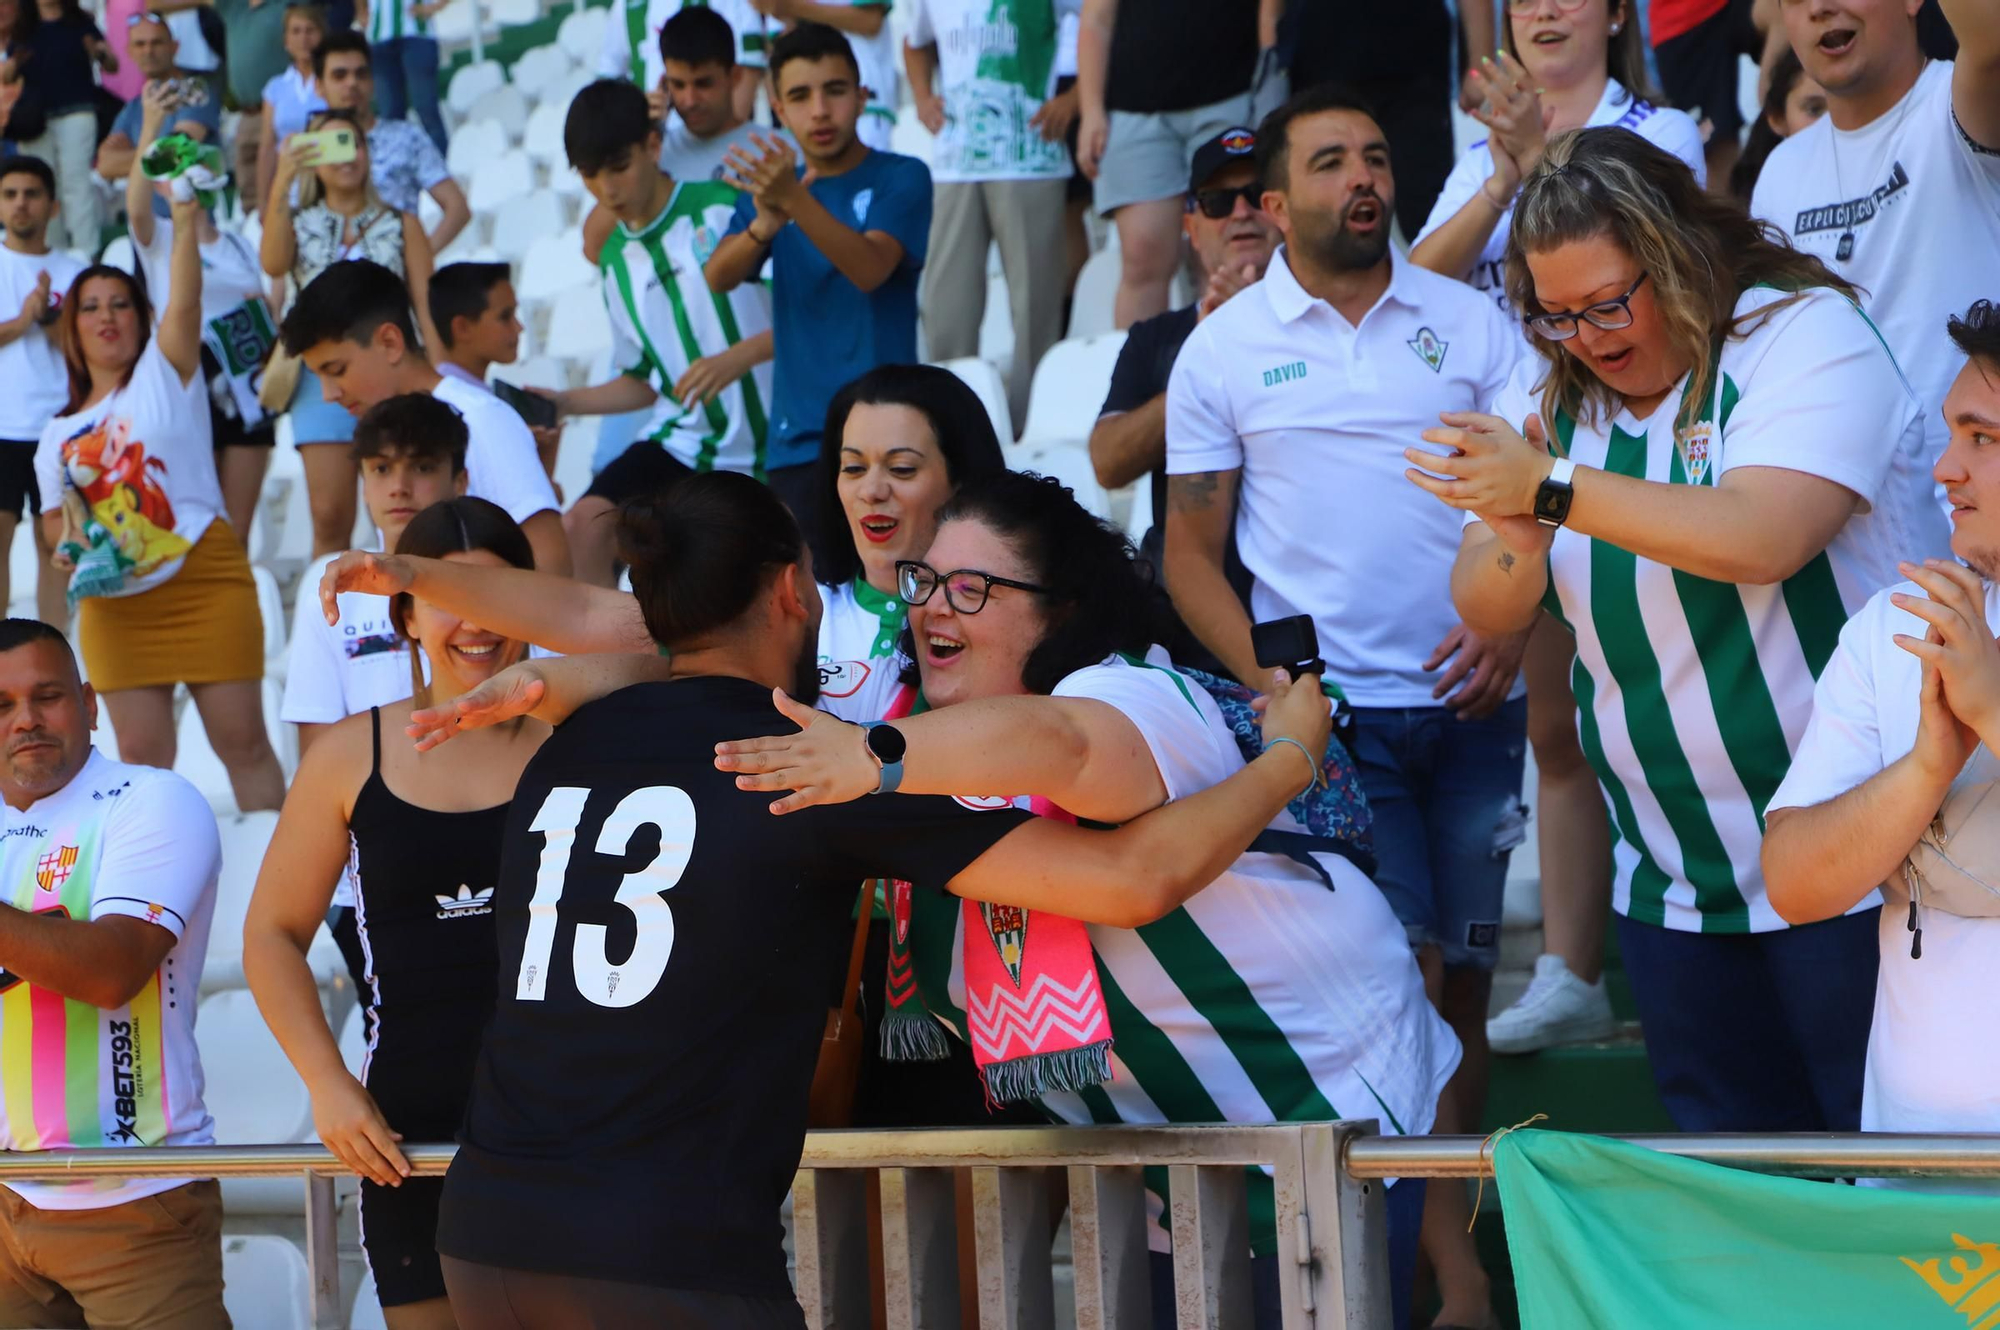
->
[[1186, 183, 1262, 219], [896, 560, 1051, 615]]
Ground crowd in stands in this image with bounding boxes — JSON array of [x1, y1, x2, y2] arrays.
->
[[0, 0, 1985, 1325]]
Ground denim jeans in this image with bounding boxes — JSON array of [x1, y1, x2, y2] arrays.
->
[[372, 36, 448, 155], [1350, 697, 1529, 970]]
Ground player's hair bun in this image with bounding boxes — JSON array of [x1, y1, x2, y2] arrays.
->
[[618, 473, 807, 649]]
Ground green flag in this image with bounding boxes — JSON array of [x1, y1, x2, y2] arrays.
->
[[1495, 1130, 2000, 1329]]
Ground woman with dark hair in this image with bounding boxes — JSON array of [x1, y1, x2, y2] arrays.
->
[[20, 0, 110, 251], [245, 496, 542, 1330], [0, 0, 47, 154], [34, 192, 284, 811], [372, 471, 1336, 1321], [1405, 127, 1948, 1137], [1728, 48, 1827, 204]]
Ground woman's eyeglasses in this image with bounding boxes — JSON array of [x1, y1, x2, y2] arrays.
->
[[1523, 272, 1649, 342], [1186, 184, 1262, 219], [896, 561, 1051, 615]]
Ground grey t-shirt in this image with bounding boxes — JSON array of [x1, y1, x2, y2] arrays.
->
[[658, 118, 787, 188]]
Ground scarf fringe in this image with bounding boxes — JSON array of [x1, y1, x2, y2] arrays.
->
[[980, 1040, 1114, 1105], [879, 1008, 952, 1062]]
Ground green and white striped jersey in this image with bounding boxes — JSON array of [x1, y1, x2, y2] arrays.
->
[[600, 182, 774, 476], [907, 651, 1457, 1256], [1497, 285, 1949, 934], [366, 0, 428, 45]]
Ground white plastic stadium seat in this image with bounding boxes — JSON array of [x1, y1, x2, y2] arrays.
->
[[889, 116, 933, 162], [446, 116, 508, 180], [1123, 468, 1154, 545], [100, 234, 136, 276], [430, 0, 494, 45], [517, 229, 595, 305], [545, 285, 613, 363], [509, 45, 575, 102], [934, 357, 1012, 443], [974, 270, 1012, 383], [1067, 247, 1120, 339], [348, 1269, 389, 1330], [1019, 331, 1128, 447], [173, 677, 296, 815], [339, 1002, 368, 1077], [445, 60, 505, 118], [221, 1235, 310, 1330], [200, 989, 317, 1213], [468, 150, 535, 213], [557, 5, 608, 64], [522, 100, 569, 170], [201, 811, 276, 993], [1014, 442, 1110, 519], [491, 189, 568, 264], [489, 0, 537, 24], [467, 84, 530, 141], [251, 563, 285, 670]]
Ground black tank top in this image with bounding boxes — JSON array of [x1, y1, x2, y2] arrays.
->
[[349, 708, 507, 1014]]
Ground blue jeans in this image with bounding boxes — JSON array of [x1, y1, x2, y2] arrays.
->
[[1615, 909, 1878, 1132], [372, 36, 448, 155], [1351, 697, 1529, 971], [1147, 1177, 1425, 1330]]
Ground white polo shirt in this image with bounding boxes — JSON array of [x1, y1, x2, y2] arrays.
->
[[1165, 250, 1525, 707], [1768, 580, 2000, 1166], [433, 376, 560, 526]]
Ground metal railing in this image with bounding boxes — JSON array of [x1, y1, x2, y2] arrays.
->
[[7, 1126, 2000, 1329]]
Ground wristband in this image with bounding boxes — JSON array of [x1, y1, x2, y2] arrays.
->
[[1264, 736, 1323, 799]]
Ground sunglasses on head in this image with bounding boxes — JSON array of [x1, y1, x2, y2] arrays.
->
[[1186, 183, 1262, 219]]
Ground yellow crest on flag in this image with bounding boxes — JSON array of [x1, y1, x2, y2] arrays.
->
[[1903, 1232, 2000, 1327]]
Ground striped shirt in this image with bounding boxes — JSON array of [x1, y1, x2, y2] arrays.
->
[[0, 752, 219, 1208], [908, 651, 1457, 1254], [601, 182, 774, 476], [366, 0, 429, 44], [816, 577, 910, 725], [1496, 286, 1949, 933]]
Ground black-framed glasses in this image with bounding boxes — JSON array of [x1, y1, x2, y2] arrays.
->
[[1523, 271, 1650, 342], [896, 560, 1051, 615], [1187, 184, 1261, 219]]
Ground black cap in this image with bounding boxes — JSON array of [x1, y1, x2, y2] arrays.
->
[[1188, 126, 1257, 195]]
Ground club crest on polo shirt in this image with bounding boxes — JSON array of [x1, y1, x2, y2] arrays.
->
[[1407, 327, 1448, 373], [1679, 421, 1715, 486]]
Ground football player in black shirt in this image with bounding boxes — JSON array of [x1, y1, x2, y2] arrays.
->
[[430, 472, 1330, 1328]]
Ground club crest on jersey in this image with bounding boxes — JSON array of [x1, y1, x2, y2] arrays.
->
[[852, 189, 874, 225], [435, 885, 495, 919], [981, 902, 1027, 988], [818, 659, 871, 698], [1679, 422, 1715, 486], [1408, 327, 1448, 373], [692, 225, 718, 268], [35, 845, 76, 893]]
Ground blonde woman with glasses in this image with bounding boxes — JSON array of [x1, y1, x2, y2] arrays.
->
[[1405, 125, 1947, 1137]]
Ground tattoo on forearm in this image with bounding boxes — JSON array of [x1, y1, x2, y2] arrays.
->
[[1498, 550, 1516, 576], [1168, 472, 1223, 513]]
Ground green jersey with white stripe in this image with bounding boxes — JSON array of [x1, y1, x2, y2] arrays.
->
[[1498, 285, 1948, 934], [907, 651, 1456, 1255], [600, 182, 774, 476]]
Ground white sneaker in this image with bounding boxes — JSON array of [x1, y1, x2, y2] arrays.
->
[[1487, 954, 1615, 1054]]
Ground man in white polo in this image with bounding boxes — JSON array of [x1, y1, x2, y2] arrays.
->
[[1162, 82, 1524, 1330]]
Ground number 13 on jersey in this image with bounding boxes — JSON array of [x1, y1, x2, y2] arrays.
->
[[516, 785, 696, 1009]]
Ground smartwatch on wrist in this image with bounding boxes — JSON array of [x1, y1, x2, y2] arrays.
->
[[1534, 457, 1577, 528], [862, 722, 906, 795]]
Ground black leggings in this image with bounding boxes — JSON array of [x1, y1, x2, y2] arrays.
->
[[440, 1258, 806, 1330]]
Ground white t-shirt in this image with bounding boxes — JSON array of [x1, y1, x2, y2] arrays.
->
[[0, 246, 84, 441], [906, 0, 1071, 182], [1165, 251, 1526, 706], [1767, 580, 2000, 1153], [35, 340, 220, 596], [280, 552, 414, 729], [1491, 285, 1949, 933], [1414, 80, 1706, 313], [1752, 61, 2000, 469], [0, 751, 218, 1209], [815, 577, 909, 724], [431, 375, 559, 526], [915, 651, 1457, 1249], [134, 221, 276, 434]]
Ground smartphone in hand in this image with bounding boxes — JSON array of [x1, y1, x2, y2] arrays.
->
[[492, 379, 558, 430]]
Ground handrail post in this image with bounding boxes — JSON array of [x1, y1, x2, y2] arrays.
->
[[303, 1168, 342, 1330], [1301, 1120, 1389, 1329]]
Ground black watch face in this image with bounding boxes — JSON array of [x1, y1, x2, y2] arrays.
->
[[868, 724, 908, 764], [1534, 480, 1573, 525]]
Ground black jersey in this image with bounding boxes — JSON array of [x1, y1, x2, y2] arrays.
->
[[434, 676, 1031, 1297]]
